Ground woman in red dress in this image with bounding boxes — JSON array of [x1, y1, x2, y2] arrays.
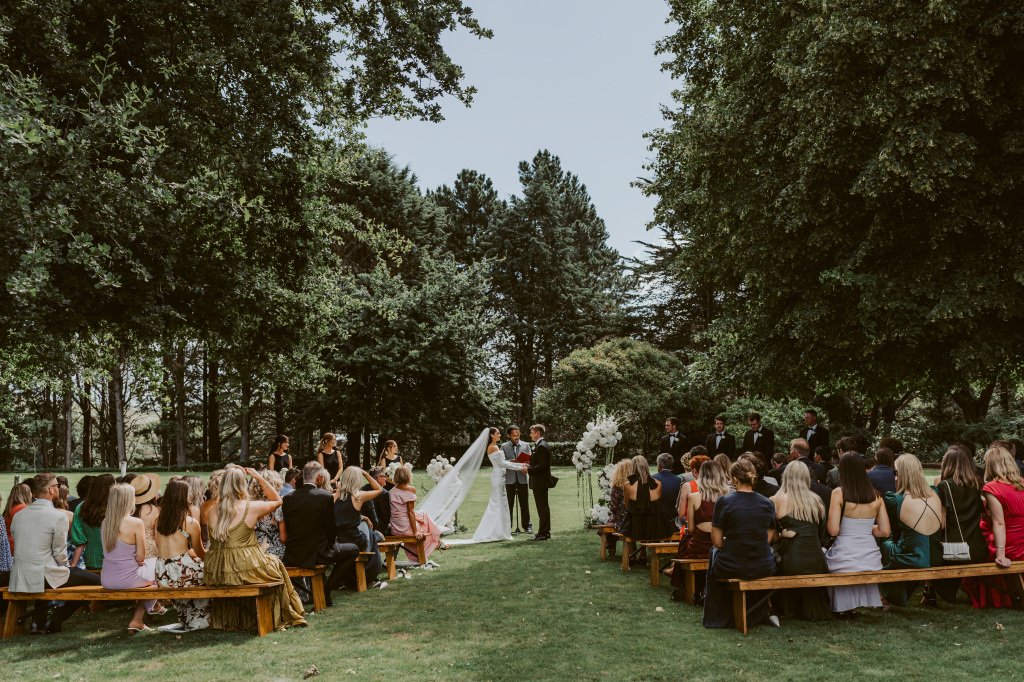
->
[[670, 459, 729, 603], [976, 445, 1024, 608]]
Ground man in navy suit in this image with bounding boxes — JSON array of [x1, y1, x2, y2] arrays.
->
[[652, 453, 682, 527], [867, 448, 897, 494]]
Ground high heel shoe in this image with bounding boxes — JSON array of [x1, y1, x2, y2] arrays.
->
[[127, 624, 152, 634]]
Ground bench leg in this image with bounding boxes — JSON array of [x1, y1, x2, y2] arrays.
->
[[732, 591, 749, 635], [385, 549, 397, 580], [650, 555, 661, 588], [621, 539, 633, 573], [311, 575, 327, 612], [416, 540, 426, 566], [355, 560, 368, 593], [684, 570, 696, 605], [600, 532, 608, 561], [255, 594, 275, 637], [3, 601, 27, 639]]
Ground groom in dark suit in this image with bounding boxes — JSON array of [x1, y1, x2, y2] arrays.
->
[[527, 424, 554, 541], [659, 417, 690, 474], [704, 414, 737, 459], [741, 412, 775, 459]]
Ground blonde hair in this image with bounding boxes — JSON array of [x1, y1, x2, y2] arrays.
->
[[318, 432, 336, 452], [207, 469, 226, 499], [393, 466, 412, 487], [250, 470, 283, 499], [779, 460, 824, 523], [211, 466, 248, 542], [101, 484, 137, 553], [894, 454, 934, 499], [984, 446, 1024, 491], [631, 455, 650, 484], [336, 466, 365, 501], [611, 460, 631, 488], [697, 460, 729, 504], [181, 475, 207, 507]]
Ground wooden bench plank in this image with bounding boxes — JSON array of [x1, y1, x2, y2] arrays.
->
[[724, 562, 1024, 592], [670, 559, 710, 604], [385, 535, 427, 566], [285, 565, 327, 612]]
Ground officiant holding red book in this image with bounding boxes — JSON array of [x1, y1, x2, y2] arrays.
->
[[501, 425, 532, 534]]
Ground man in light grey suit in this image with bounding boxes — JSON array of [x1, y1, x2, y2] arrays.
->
[[10, 472, 100, 634], [500, 425, 531, 533]]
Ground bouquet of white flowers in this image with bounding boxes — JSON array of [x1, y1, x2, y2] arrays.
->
[[385, 461, 412, 480], [586, 503, 610, 526], [425, 455, 457, 482], [572, 414, 623, 473]]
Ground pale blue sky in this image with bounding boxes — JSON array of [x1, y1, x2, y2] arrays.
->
[[363, 1, 676, 259]]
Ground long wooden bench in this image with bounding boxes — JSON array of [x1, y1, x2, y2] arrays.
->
[[2, 582, 285, 639], [725, 562, 1024, 634], [671, 558, 710, 604], [640, 542, 681, 587], [378, 541, 401, 580], [620, 533, 681, 573], [596, 525, 617, 560], [285, 565, 327, 611], [386, 500, 427, 566]]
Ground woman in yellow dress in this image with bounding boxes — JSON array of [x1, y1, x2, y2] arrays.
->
[[204, 465, 306, 631]]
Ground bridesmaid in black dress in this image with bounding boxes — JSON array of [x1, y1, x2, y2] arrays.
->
[[703, 459, 778, 629], [316, 433, 342, 487], [267, 435, 293, 473], [771, 461, 831, 620]]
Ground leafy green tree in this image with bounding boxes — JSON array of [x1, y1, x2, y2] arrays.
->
[[645, 0, 1024, 420]]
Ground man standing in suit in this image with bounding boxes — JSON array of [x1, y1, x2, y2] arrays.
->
[[9, 472, 100, 634], [282, 463, 360, 605], [501, 425, 531, 533], [741, 412, 775, 459], [528, 424, 554, 541], [660, 417, 689, 474], [802, 409, 831, 456], [704, 414, 737, 459]]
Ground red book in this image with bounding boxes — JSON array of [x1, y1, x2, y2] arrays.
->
[[515, 452, 532, 464]]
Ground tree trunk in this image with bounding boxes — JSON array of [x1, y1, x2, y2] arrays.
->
[[112, 359, 127, 466], [867, 400, 881, 434], [174, 343, 188, 466], [208, 357, 221, 462], [82, 381, 93, 468], [160, 354, 174, 466], [952, 379, 998, 423], [63, 383, 74, 467], [346, 429, 361, 469], [362, 429, 372, 470], [274, 386, 285, 436], [201, 347, 208, 462], [239, 378, 252, 462]]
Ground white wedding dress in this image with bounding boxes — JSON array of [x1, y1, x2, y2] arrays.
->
[[470, 450, 528, 543]]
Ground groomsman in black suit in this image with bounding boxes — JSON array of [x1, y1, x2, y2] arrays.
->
[[660, 417, 689, 474], [528, 424, 554, 541], [704, 414, 737, 460], [741, 412, 775, 458], [801, 409, 831, 456]]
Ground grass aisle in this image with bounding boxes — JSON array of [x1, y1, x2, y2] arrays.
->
[[4, 467, 1024, 681]]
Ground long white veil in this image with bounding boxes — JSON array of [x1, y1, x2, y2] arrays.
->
[[418, 427, 489, 531]]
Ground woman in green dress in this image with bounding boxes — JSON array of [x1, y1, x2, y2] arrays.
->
[[205, 466, 306, 632], [880, 454, 943, 606], [771, 461, 831, 620]]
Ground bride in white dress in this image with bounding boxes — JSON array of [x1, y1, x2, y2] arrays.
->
[[418, 427, 528, 545]]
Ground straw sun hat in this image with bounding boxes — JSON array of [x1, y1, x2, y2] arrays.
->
[[131, 473, 162, 505]]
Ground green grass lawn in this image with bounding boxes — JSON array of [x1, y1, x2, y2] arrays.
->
[[3, 466, 1023, 681]]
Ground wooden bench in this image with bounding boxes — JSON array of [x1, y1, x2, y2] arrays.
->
[[620, 533, 680, 573], [725, 562, 1024, 634], [2, 582, 284, 639], [639, 542, 681, 587], [596, 525, 617, 560], [386, 500, 427, 566], [670, 558, 710, 604], [378, 541, 401, 580], [285, 565, 327, 611]]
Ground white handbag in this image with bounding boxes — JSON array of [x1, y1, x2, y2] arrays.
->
[[941, 481, 972, 562]]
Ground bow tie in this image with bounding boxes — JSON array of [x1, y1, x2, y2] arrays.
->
[[752, 430, 761, 435]]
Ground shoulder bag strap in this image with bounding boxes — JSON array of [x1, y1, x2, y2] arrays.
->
[[944, 481, 964, 541]]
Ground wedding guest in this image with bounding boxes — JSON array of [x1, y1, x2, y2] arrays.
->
[[607, 460, 631, 557], [334, 467, 386, 581], [71, 473, 115, 570], [390, 466, 447, 562], [681, 446, 709, 484], [100, 484, 157, 633], [69, 476, 94, 513], [771, 462, 830, 620], [251, 470, 286, 560], [181, 475, 207, 522], [131, 474, 161, 576], [3, 483, 31, 554], [767, 452, 787, 482], [0, 488, 13, 589], [933, 447, 986, 605], [9, 473, 101, 634], [205, 466, 306, 631], [703, 459, 778, 629], [704, 415, 737, 459], [741, 412, 775, 463], [281, 468, 301, 496], [1011, 438, 1024, 476], [200, 469, 225, 546], [316, 432, 343, 486], [362, 467, 392, 537], [670, 459, 728, 603], [825, 454, 891, 617], [268, 435, 293, 473], [625, 455, 669, 551], [377, 439, 404, 469], [976, 445, 1024, 608], [740, 452, 778, 497], [790, 438, 825, 484], [879, 454, 942, 606], [679, 455, 710, 503], [814, 446, 835, 486], [879, 436, 905, 454], [153, 480, 209, 632], [801, 409, 830, 456], [652, 453, 682, 526], [661, 417, 690, 474], [868, 448, 897, 494]]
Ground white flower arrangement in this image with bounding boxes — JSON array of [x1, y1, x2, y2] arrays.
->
[[572, 414, 623, 473], [385, 461, 412, 480], [596, 462, 615, 502], [586, 503, 610, 526], [425, 455, 455, 482]]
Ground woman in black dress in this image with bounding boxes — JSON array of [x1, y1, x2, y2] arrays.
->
[[377, 440, 403, 469], [316, 432, 342, 486], [267, 435, 293, 473], [703, 459, 778, 629], [770, 461, 830, 620], [625, 455, 669, 552], [932, 447, 987, 604]]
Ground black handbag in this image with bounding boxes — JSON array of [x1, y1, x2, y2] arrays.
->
[[549, 475, 559, 488]]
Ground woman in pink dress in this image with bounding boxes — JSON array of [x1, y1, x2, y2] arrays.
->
[[389, 467, 447, 562], [100, 484, 157, 633], [977, 445, 1024, 607]]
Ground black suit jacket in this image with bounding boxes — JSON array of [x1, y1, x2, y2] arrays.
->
[[801, 425, 831, 455], [659, 432, 690, 474], [528, 440, 553, 489], [741, 427, 775, 458], [704, 431, 737, 459], [797, 456, 828, 485], [282, 483, 337, 568], [361, 484, 392, 536]]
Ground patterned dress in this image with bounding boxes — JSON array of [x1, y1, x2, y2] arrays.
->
[[255, 508, 286, 559], [155, 552, 211, 630]]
